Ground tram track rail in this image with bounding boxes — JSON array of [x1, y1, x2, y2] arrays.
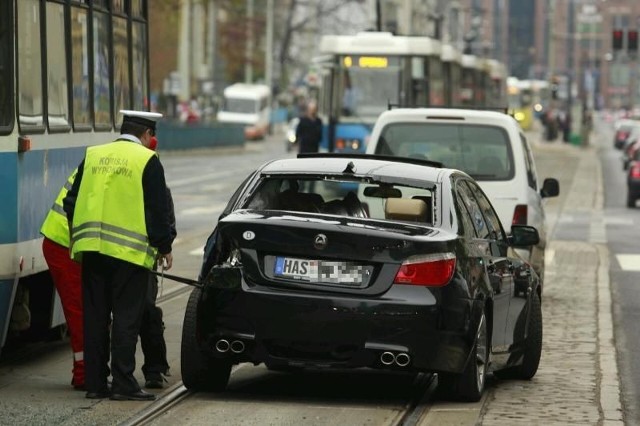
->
[[120, 369, 438, 426]]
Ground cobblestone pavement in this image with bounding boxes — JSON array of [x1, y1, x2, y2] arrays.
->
[[478, 139, 623, 425]]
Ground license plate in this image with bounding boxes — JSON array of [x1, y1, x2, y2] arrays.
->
[[274, 257, 366, 285]]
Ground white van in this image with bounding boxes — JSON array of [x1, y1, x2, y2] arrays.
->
[[366, 108, 559, 283], [217, 83, 271, 140]]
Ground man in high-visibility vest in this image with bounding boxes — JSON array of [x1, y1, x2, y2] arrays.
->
[[64, 110, 174, 401], [40, 169, 85, 390]]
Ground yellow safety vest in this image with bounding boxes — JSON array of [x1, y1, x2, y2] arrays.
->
[[40, 169, 77, 248], [70, 141, 157, 269]]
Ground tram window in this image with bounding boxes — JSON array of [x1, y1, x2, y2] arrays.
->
[[113, 16, 131, 115], [131, 0, 145, 18], [132, 22, 149, 110], [17, 0, 44, 130], [46, 2, 70, 130], [112, 0, 126, 14], [94, 0, 109, 10], [71, 6, 91, 128], [0, 0, 13, 131], [93, 10, 112, 128]]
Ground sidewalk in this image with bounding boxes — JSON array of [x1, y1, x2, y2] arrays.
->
[[478, 138, 624, 425]]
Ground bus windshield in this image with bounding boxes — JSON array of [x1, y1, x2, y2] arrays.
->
[[340, 58, 400, 121], [224, 98, 257, 114]]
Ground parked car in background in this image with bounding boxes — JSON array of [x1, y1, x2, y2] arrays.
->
[[182, 154, 543, 402], [366, 108, 559, 284], [613, 120, 637, 149], [622, 132, 640, 170], [627, 149, 640, 208]]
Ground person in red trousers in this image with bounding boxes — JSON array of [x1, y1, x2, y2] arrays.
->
[[40, 169, 84, 390]]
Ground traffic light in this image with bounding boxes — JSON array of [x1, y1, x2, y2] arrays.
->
[[629, 30, 639, 52], [613, 29, 624, 51]]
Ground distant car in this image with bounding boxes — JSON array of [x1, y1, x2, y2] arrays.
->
[[627, 149, 640, 208], [613, 121, 635, 149], [622, 133, 640, 170], [365, 108, 559, 284], [181, 154, 543, 402], [285, 117, 299, 152]]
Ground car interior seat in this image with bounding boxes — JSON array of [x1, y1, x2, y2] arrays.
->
[[384, 198, 428, 222]]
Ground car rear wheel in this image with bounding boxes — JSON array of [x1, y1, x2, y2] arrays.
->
[[438, 311, 488, 402], [181, 288, 231, 392]]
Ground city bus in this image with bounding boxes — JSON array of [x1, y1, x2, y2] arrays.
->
[[317, 31, 445, 153], [217, 83, 272, 140], [0, 0, 150, 353]]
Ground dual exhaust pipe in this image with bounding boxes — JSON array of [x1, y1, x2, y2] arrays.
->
[[215, 338, 245, 354], [380, 351, 411, 367]]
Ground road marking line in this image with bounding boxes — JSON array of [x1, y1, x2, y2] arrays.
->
[[189, 245, 205, 256], [178, 204, 225, 216], [616, 254, 640, 271]]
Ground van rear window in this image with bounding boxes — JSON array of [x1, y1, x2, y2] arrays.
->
[[375, 123, 514, 181]]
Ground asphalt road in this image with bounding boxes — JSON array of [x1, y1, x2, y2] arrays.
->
[[593, 116, 640, 424]]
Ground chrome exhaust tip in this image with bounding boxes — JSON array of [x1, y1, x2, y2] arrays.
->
[[380, 351, 396, 365], [215, 339, 230, 353], [395, 352, 411, 367], [230, 340, 245, 354]]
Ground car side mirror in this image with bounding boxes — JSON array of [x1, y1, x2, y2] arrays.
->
[[508, 225, 540, 247], [540, 178, 559, 198]]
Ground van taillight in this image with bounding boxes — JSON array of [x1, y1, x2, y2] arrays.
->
[[630, 162, 640, 179], [512, 204, 528, 225], [393, 253, 456, 287]]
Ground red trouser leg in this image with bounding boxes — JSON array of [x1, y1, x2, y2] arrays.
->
[[42, 238, 84, 386]]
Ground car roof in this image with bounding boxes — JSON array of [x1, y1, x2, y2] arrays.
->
[[258, 155, 462, 184], [375, 108, 517, 126]]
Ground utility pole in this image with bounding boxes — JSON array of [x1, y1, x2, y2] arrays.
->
[[265, 0, 273, 90], [245, 0, 254, 84]]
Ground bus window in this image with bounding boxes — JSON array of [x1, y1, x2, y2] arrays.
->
[[132, 22, 149, 110], [17, 0, 44, 130], [93, 9, 112, 128], [46, 2, 70, 130], [0, 0, 13, 132], [113, 15, 131, 118], [71, 6, 91, 128]]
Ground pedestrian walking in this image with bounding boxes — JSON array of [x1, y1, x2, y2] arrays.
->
[[140, 137, 176, 390], [64, 110, 174, 401], [296, 100, 322, 153], [40, 169, 84, 390]]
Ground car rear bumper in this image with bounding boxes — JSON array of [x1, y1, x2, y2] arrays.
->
[[195, 271, 481, 375]]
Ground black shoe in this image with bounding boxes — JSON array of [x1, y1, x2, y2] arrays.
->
[[145, 378, 164, 389], [110, 390, 156, 401], [85, 389, 111, 399]]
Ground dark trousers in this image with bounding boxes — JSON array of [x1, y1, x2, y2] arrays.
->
[[140, 273, 169, 380], [82, 252, 149, 394]]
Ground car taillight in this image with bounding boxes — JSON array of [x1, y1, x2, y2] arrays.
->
[[630, 162, 640, 179], [335, 138, 346, 150], [512, 204, 528, 225], [393, 253, 456, 287]]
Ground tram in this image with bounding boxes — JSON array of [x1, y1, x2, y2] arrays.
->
[[0, 0, 150, 353], [316, 31, 507, 153]]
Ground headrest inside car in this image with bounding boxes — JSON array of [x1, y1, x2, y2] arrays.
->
[[385, 198, 427, 222]]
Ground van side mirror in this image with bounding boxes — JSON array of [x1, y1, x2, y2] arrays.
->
[[508, 225, 540, 247], [540, 178, 559, 198]]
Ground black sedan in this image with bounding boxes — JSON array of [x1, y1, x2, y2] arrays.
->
[[181, 154, 543, 402]]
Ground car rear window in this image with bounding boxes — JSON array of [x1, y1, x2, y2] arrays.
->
[[243, 177, 435, 224], [375, 123, 514, 180]]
